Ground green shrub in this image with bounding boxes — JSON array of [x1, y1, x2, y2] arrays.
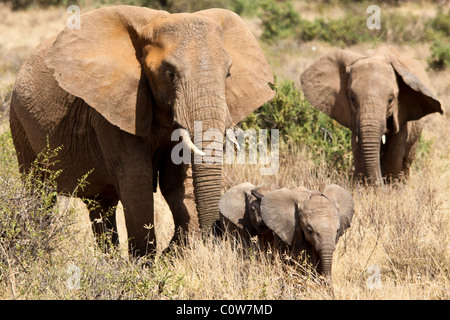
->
[[257, 2, 447, 47], [6, 0, 75, 10], [239, 78, 353, 172], [413, 135, 434, 171], [258, 0, 301, 42], [427, 40, 450, 70], [0, 134, 67, 276], [431, 9, 450, 37], [302, 13, 383, 47]]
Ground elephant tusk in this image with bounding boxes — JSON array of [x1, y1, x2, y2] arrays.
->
[[226, 129, 241, 151], [382, 134, 386, 145], [179, 128, 205, 156]]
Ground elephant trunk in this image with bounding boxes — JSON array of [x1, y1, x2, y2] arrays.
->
[[188, 92, 227, 230], [359, 116, 385, 186], [319, 244, 335, 280], [193, 161, 222, 229]]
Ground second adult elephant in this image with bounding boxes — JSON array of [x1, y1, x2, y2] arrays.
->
[[10, 6, 274, 255], [301, 47, 442, 185]]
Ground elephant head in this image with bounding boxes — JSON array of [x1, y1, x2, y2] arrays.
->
[[218, 182, 274, 244], [259, 184, 354, 279], [45, 6, 274, 229], [300, 47, 442, 185]]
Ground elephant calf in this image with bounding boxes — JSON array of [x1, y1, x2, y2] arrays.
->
[[301, 46, 443, 185], [219, 182, 275, 247], [219, 183, 355, 279]]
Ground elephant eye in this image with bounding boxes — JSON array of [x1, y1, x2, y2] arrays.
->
[[388, 95, 394, 104], [226, 65, 232, 78], [349, 93, 356, 106], [166, 70, 175, 81], [306, 226, 313, 234]]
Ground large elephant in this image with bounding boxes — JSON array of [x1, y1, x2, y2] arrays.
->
[[260, 184, 354, 279], [9, 6, 274, 256], [300, 47, 442, 185]]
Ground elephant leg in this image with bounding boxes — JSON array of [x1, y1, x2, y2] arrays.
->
[[402, 120, 423, 176], [9, 106, 37, 175], [159, 149, 199, 243], [84, 196, 119, 251], [351, 132, 365, 181], [92, 117, 156, 257], [381, 126, 408, 181]]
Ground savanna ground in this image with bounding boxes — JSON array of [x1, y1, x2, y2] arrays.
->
[[0, 0, 449, 300]]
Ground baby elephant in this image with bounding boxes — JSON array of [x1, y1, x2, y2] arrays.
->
[[219, 183, 354, 279], [219, 182, 274, 246]]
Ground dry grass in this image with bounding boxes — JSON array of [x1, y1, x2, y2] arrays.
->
[[0, 2, 449, 300]]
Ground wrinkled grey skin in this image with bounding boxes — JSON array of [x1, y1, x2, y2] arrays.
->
[[218, 182, 274, 246], [219, 183, 354, 280], [259, 184, 354, 280]]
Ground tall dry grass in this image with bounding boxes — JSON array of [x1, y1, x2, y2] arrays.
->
[[2, 135, 447, 299]]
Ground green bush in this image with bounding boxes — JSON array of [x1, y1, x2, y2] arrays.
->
[[257, 1, 383, 46], [257, 1, 448, 47], [239, 78, 353, 172], [0, 134, 67, 275], [6, 0, 76, 10], [300, 13, 383, 47], [431, 9, 450, 37], [427, 40, 450, 70], [258, 0, 301, 42]]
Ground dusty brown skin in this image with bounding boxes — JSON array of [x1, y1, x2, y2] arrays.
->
[[301, 47, 442, 185], [9, 6, 274, 256]]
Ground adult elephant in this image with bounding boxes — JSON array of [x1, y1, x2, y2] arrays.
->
[[9, 6, 274, 255], [301, 47, 442, 185]]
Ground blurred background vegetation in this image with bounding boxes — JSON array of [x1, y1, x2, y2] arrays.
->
[[1, 0, 448, 173]]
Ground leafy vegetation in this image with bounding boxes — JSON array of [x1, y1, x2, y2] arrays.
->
[[427, 40, 450, 70], [257, 1, 449, 48], [239, 78, 353, 172]]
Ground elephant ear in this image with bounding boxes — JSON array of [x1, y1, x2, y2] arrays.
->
[[300, 50, 366, 129], [45, 6, 164, 137], [219, 182, 256, 231], [260, 188, 310, 246], [322, 184, 354, 237], [383, 47, 443, 124], [195, 9, 275, 125]]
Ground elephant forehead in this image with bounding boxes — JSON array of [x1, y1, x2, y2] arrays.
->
[[303, 195, 338, 218], [155, 13, 223, 40], [350, 60, 396, 86]]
